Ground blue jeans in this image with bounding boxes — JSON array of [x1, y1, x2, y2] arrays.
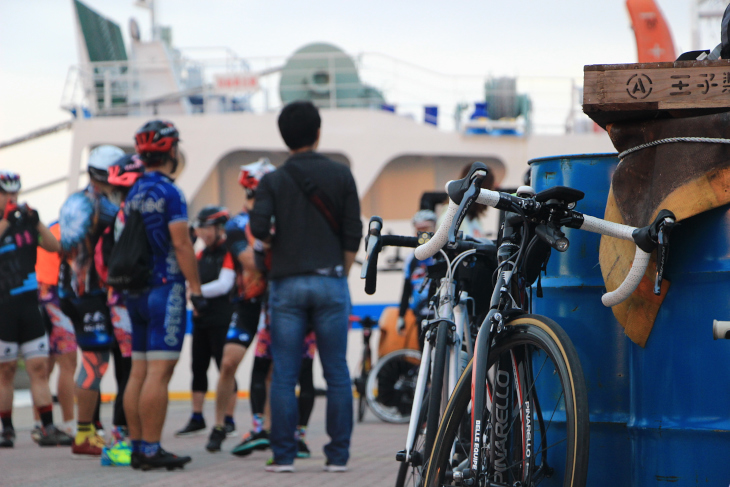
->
[[269, 275, 352, 465]]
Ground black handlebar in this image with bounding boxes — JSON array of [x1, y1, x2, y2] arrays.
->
[[362, 217, 383, 295], [362, 214, 496, 295]]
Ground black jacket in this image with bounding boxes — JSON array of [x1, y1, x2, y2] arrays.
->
[[250, 151, 362, 279]]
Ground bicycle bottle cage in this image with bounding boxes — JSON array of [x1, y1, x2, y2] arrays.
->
[[535, 186, 585, 206]]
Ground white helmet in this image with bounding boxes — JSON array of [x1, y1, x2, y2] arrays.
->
[[0, 170, 21, 193], [88, 145, 125, 183], [238, 158, 276, 197]]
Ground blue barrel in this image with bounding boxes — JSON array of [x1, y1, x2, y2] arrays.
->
[[529, 153, 630, 486], [630, 203, 730, 485]]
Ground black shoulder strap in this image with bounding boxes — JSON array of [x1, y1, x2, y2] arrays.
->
[[280, 164, 341, 236]]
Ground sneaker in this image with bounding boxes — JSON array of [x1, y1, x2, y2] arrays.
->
[[0, 427, 15, 448], [72, 434, 105, 457], [224, 421, 236, 437], [38, 425, 74, 447], [30, 425, 42, 444], [175, 417, 206, 437], [101, 440, 131, 466], [231, 430, 269, 457], [265, 462, 295, 473], [323, 461, 348, 473], [296, 438, 311, 459], [139, 448, 192, 471], [205, 426, 227, 452]]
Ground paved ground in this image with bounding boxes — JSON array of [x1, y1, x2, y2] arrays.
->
[[0, 398, 408, 487]]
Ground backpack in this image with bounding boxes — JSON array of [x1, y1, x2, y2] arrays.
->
[[107, 208, 152, 291]]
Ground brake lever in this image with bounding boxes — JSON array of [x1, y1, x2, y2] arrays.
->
[[447, 179, 483, 248], [362, 217, 383, 295], [654, 217, 676, 295]]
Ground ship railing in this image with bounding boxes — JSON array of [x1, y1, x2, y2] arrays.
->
[[60, 51, 592, 134]]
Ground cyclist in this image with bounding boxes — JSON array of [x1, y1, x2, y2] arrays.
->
[[95, 154, 146, 465], [124, 120, 204, 470], [0, 170, 73, 447], [396, 209, 437, 336], [205, 159, 273, 453], [35, 221, 77, 439], [176, 206, 237, 437], [58, 145, 123, 457]]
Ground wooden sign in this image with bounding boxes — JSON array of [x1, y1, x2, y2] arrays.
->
[[583, 60, 730, 127]]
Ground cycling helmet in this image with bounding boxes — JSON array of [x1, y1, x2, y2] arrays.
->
[[0, 170, 21, 193], [412, 209, 437, 225], [238, 158, 276, 197], [88, 145, 125, 183], [134, 120, 179, 165], [107, 154, 145, 188], [196, 205, 230, 227]]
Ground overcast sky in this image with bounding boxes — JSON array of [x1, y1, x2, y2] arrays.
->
[[0, 0, 711, 140]]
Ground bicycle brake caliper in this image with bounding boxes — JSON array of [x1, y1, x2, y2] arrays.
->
[[491, 312, 504, 333]]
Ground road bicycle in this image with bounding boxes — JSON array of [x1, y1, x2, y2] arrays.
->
[[415, 162, 675, 487], [361, 218, 497, 486]]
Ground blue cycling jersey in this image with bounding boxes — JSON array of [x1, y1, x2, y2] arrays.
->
[[125, 171, 188, 286]]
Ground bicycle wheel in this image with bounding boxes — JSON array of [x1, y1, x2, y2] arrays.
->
[[424, 321, 449, 463], [396, 322, 449, 487], [366, 349, 422, 423], [423, 314, 589, 487]]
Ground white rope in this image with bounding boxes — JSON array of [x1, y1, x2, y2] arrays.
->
[[618, 137, 730, 162]]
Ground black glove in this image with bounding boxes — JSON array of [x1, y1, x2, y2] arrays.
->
[[190, 294, 209, 313]]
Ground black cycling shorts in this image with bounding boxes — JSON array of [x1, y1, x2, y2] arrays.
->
[[0, 291, 49, 362], [225, 299, 262, 348]]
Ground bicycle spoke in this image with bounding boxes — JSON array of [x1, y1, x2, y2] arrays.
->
[[499, 437, 568, 474], [501, 348, 549, 443]]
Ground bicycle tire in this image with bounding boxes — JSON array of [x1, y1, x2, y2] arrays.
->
[[358, 390, 367, 422], [355, 372, 367, 422], [395, 321, 449, 487], [366, 349, 422, 423], [424, 321, 449, 462], [423, 314, 589, 487], [395, 390, 429, 487]]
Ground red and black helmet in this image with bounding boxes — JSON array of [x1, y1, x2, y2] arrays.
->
[[134, 120, 179, 162], [107, 154, 145, 188]]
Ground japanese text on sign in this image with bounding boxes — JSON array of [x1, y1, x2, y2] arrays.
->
[[214, 73, 260, 93]]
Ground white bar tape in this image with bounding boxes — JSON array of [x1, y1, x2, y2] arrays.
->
[[580, 215, 637, 241], [601, 247, 651, 307], [476, 188, 501, 207], [415, 200, 457, 260]]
